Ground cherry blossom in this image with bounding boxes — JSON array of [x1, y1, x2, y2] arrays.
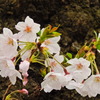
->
[[15, 16, 40, 42], [77, 74, 100, 97], [66, 58, 91, 83], [45, 53, 64, 74], [41, 36, 60, 54], [0, 59, 22, 85], [0, 28, 18, 59], [66, 80, 84, 90], [41, 72, 72, 92]]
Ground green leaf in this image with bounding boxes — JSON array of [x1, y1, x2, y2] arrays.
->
[[66, 53, 72, 59], [37, 31, 41, 36], [39, 25, 61, 42], [96, 40, 100, 50], [96, 44, 100, 50], [64, 56, 68, 62], [51, 32, 61, 37]]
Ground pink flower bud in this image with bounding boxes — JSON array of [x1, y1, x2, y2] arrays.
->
[[18, 89, 28, 94], [23, 77, 28, 86]]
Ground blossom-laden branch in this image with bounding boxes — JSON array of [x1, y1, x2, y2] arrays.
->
[[0, 16, 100, 99]]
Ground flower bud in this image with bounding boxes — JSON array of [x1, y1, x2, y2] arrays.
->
[[18, 89, 28, 95]]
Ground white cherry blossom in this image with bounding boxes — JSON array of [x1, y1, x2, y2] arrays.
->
[[41, 36, 60, 54], [66, 80, 84, 90], [15, 16, 40, 42], [70, 75, 100, 97], [45, 53, 64, 74], [0, 59, 22, 85], [0, 28, 18, 59], [41, 72, 72, 92], [66, 58, 91, 83], [77, 74, 100, 97]]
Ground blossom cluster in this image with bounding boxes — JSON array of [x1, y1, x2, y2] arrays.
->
[[0, 16, 100, 98]]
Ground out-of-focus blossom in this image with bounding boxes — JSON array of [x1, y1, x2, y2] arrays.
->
[[66, 58, 91, 83]]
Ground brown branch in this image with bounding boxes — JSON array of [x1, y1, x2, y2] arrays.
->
[[2, 83, 12, 100]]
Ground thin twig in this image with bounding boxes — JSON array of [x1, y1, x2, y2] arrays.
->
[[2, 83, 12, 100]]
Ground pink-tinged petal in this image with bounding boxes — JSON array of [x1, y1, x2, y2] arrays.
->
[[19, 60, 30, 76], [66, 65, 76, 73], [9, 69, 22, 85], [25, 16, 34, 26], [9, 75, 16, 85], [32, 23, 40, 33], [41, 72, 72, 92], [79, 58, 90, 68], [45, 58, 64, 74], [47, 44, 60, 54], [0, 28, 18, 59], [0, 59, 22, 85], [7, 59, 15, 69], [49, 36, 60, 43], [67, 58, 79, 65], [19, 32, 37, 42], [66, 80, 83, 90], [54, 53, 64, 63], [15, 22, 26, 31], [23, 76, 28, 86], [3, 28, 13, 37]]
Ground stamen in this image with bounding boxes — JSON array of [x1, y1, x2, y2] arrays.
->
[[8, 38, 14, 45], [51, 61, 57, 67], [44, 40, 51, 45], [49, 74, 57, 80], [94, 76, 100, 82], [24, 26, 32, 33], [76, 63, 83, 70]]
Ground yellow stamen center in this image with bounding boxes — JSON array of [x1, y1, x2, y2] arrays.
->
[[44, 40, 51, 45], [8, 38, 14, 45], [76, 63, 83, 70], [95, 77, 100, 82], [51, 61, 57, 67], [25, 26, 32, 33], [49, 75, 57, 80]]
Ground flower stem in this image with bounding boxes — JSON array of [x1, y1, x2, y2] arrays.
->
[[93, 60, 99, 74], [2, 83, 12, 100]]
